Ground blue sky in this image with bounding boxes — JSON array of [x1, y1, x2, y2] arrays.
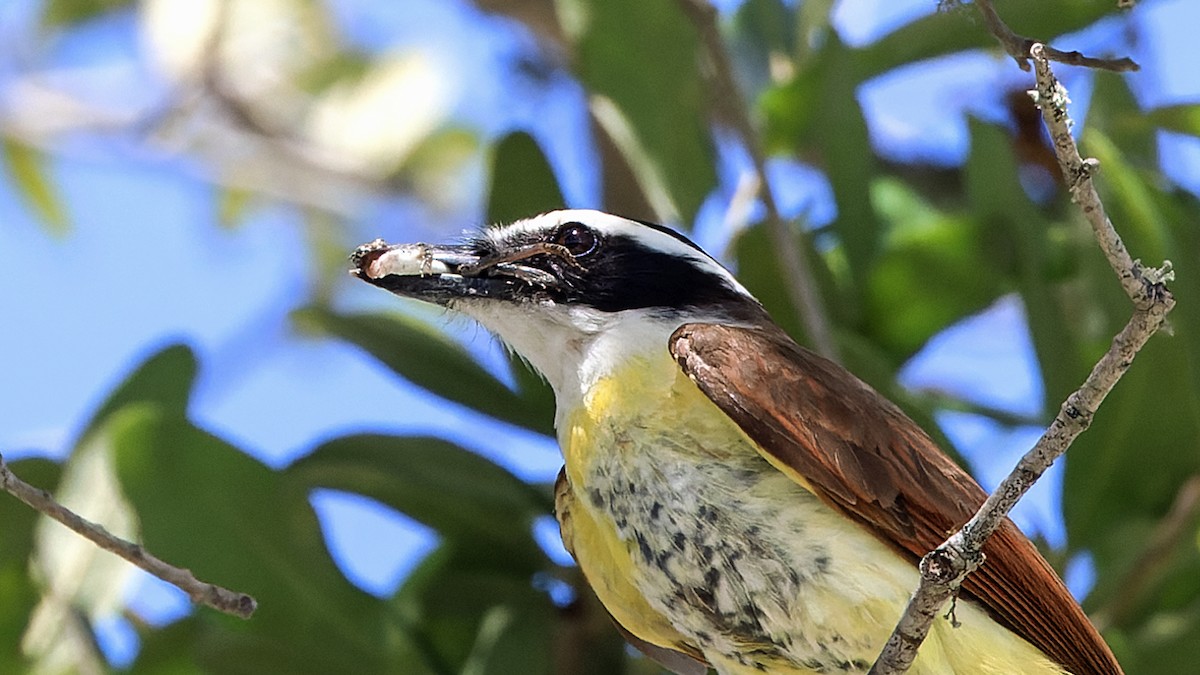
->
[[2, 0, 1198, 666]]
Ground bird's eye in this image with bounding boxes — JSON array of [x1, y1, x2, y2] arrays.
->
[[554, 223, 599, 257]]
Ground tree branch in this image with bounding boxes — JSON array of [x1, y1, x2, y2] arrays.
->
[[969, 0, 1140, 73], [678, 0, 841, 363], [0, 451, 257, 620], [868, 43, 1174, 675]]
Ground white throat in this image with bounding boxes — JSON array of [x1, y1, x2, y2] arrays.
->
[[455, 300, 683, 426]]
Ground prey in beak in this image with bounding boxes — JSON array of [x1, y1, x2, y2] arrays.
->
[[350, 237, 587, 305]]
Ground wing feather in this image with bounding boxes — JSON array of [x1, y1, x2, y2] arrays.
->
[[670, 323, 1121, 675]]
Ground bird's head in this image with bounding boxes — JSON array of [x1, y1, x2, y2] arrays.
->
[[353, 209, 768, 403]]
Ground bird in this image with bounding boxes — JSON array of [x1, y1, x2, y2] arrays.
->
[[351, 209, 1122, 675]]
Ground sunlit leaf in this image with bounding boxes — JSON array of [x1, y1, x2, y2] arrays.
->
[[293, 306, 554, 435], [285, 434, 550, 571], [1, 137, 69, 236], [487, 132, 565, 225]]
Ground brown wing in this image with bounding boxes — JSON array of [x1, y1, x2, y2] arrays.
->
[[670, 323, 1121, 675]]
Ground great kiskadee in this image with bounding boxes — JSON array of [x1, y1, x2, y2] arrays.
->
[[352, 210, 1121, 675]]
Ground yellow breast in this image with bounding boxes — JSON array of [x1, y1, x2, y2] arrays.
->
[[555, 350, 1067, 675]]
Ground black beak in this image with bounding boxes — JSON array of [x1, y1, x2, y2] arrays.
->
[[350, 240, 485, 304]]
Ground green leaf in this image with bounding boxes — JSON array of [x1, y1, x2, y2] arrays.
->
[[1124, 597, 1200, 675], [1148, 104, 1200, 140], [571, 0, 716, 223], [80, 344, 197, 443], [1063, 334, 1200, 556], [863, 177, 999, 360], [285, 434, 550, 571], [128, 616, 205, 675], [859, 0, 1121, 81], [393, 543, 557, 675], [1, 137, 69, 236], [110, 408, 426, 673], [216, 187, 254, 230], [41, 0, 134, 27], [761, 38, 880, 292], [486, 132, 565, 225], [964, 118, 1083, 407], [729, 0, 797, 97], [1085, 128, 1172, 264], [0, 459, 61, 672], [293, 306, 554, 435], [1089, 72, 1157, 167]]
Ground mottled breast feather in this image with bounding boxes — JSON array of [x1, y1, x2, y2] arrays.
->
[[669, 322, 1122, 675]]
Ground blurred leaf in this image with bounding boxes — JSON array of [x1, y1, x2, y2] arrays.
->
[[128, 616, 204, 675], [1, 137, 69, 236], [297, 50, 372, 95], [593, 110, 656, 220], [863, 177, 999, 359], [1089, 73, 1157, 167], [1086, 128, 1172, 264], [795, 0, 834, 65], [41, 0, 133, 28], [761, 38, 880, 291], [110, 407, 427, 673], [81, 344, 197, 442], [459, 604, 553, 675], [732, 221, 817, 342], [1148, 104, 1200, 139], [0, 459, 61, 672], [394, 543, 555, 675], [572, 0, 716, 223], [216, 187, 253, 230], [760, 64, 819, 155], [859, 0, 1120, 80], [286, 434, 551, 571], [294, 306, 554, 435], [487, 132, 565, 225], [1125, 599, 1200, 675], [1063, 334, 1200, 555], [728, 0, 797, 98], [965, 118, 1084, 407]]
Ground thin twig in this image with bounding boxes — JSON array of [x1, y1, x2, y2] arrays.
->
[[1092, 474, 1200, 631], [0, 451, 257, 620], [678, 0, 840, 363], [868, 43, 1174, 675], [972, 0, 1140, 73]]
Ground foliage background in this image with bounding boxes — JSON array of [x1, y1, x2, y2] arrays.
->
[[2, 0, 1199, 673]]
